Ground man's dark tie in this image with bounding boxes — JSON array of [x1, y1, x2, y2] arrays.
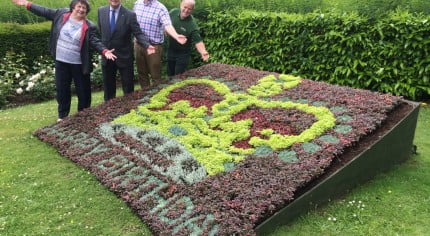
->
[[110, 10, 116, 33]]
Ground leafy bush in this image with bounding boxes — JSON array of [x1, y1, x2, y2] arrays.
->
[[0, 51, 28, 108], [14, 55, 56, 101], [90, 55, 104, 89], [201, 10, 430, 99], [0, 51, 104, 109], [3, 2, 430, 102]]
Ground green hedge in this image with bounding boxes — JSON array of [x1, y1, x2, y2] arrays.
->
[[2, 10, 430, 100], [0, 22, 51, 66], [201, 10, 430, 99]]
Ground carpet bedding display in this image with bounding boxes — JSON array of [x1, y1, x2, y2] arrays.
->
[[35, 63, 403, 235]]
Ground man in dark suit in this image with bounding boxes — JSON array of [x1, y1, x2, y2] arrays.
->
[[98, 0, 155, 101]]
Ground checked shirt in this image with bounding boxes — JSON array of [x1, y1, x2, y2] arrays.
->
[[133, 0, 172, 44]]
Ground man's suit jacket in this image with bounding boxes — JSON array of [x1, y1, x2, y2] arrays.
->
[[97, 5, 149, 67]]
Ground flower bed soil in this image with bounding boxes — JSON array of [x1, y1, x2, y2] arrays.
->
[[34, 63, 411, 235]]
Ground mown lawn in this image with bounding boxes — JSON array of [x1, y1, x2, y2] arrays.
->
[[0, 90, 429, 235]]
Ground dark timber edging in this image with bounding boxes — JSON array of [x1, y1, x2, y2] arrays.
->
[[256, 100, 420, 235]]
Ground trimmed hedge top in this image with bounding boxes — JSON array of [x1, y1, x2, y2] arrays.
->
[[0, 22, 51, 66]]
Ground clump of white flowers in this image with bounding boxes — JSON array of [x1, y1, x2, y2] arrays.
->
[[16, 69, 49, 94]]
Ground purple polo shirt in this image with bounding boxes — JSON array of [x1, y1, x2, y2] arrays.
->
[[133, 0, 171, 44]]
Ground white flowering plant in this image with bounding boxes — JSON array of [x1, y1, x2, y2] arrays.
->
[[0, 51, 28, 108], [89, 54, 138, 89], [1, 51, 118, 109], [90, 55, 104, 89], [14, 55, 56, 101], [0, 51, 57, 108]]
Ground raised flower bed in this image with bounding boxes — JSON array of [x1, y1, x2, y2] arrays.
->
[[34, 63, 418, 235]]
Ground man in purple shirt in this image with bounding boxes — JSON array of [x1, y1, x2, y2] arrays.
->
[[133, 0, 186, 88]]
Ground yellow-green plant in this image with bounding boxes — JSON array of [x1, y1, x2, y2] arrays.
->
[[114, 75, 336, 175]]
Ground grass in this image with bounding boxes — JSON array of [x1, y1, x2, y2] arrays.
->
[[0, 91, 151, 235], [0, 89, 429, 235]]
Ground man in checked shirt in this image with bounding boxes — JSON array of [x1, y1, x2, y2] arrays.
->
[[133, 0, 187, 88]]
